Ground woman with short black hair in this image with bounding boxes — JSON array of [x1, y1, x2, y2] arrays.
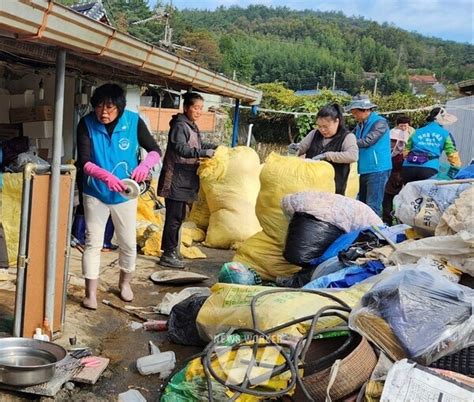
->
[[77, 83, 162, 309]]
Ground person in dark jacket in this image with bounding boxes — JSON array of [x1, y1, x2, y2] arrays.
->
[[382, 115, 414, 224], [288, 103, 358, 195], [157, 92, 216, 268]]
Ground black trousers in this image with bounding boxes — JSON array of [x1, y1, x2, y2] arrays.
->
[[161, 198, 187, 253], [401, 166, 437, 184]]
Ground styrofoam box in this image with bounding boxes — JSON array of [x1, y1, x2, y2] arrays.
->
[[11, 90, 35, 108], [23, 121, 53, 138]]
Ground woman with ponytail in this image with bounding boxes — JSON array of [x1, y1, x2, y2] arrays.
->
[[288, 103, 358, 195]]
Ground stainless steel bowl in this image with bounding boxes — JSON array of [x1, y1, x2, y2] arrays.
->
[[0, 337, 67, 386]]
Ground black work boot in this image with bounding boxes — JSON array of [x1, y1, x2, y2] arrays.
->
[[158, 250, 186, 269]]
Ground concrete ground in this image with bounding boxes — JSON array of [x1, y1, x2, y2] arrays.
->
[[0, 245, 234, 401]]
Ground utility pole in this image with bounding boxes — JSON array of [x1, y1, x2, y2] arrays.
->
[[332, 71, 336, 91], [373, 78, 378, 96]]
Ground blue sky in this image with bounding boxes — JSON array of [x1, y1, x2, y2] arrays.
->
[[152, 0, 473, 43]]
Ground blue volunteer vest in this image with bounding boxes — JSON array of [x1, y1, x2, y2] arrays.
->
[[403, 121, 449, 171], [83, 110, 140, 204], [355, 112, 392, 174]]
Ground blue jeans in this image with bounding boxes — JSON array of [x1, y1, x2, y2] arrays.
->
[[359, 170, 391, 217]]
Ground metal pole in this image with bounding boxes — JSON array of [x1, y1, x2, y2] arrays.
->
[[246, 124, 254, 147], [45, 49, 66, 333], [231, 99, 240, 147], [13, 163, 35, 337], [60, 165, 76, 331]]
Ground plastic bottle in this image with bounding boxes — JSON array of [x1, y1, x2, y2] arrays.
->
[[33, 328, 49, 341], [42, 318, 52, 341], [136, 351, 176, 377]]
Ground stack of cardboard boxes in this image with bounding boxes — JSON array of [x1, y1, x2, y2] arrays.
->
[[0, 89, 63, 160]]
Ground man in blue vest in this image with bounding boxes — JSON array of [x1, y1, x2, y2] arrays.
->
[[346, 95, 392, 217]]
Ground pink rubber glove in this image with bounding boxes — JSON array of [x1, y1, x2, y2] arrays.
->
[[131, 151, 161, 183], [83, 161, 127, 192]]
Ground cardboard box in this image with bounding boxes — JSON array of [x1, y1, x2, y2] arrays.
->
[[0, 93, 11, 124], [36, 138, 64, 159], [10, 105, 53, 123], [11, 90, 35, 108], [23, 121, 53, 139]]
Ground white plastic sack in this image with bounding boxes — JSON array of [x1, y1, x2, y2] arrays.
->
[[394, 180, 471, 235], [400, 256, 462, 283], [155, 287, 211, 315], [390, 231, 474, 275], [436, 186, 474, 236], [281, 191, 383, 233]]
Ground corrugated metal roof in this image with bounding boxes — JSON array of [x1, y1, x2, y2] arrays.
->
[[0, 0, 261, 104], [70, 2, 108, 23]]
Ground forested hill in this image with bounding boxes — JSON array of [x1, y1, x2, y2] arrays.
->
[[61, 2, 473, 95], [172, 6, 472, 93]]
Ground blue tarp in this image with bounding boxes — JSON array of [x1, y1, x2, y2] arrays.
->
[[304, 260, 385, 289]]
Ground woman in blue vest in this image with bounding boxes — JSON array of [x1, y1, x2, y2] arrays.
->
[[402, 107, 461, 183], [77, 83, 162, 309], [346, 94, 392, 217]]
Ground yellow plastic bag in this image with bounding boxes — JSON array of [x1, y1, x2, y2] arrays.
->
[[1, 173, 23, 266], [137, 193, 163, 226], [234, 152, 336, 280], [185, 344, 296, 401], [188, 186, 210, 230], [346, 163, 359, 199], [198, 146, 262, 249], [196, 283, 369, 341], [234, 231, 301, 280]]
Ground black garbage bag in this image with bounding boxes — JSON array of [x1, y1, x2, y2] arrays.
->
[[168, 295, 209, 346], [283, 212, 344, 267]]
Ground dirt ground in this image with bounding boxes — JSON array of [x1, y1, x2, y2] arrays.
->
[[0, 245, 234, 401]]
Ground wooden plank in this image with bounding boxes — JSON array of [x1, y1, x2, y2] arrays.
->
[[72, 357, 110, 384], [21, 174, 72, 337]]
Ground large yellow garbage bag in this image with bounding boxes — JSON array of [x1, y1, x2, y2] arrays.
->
[[198, 146, 262, 249], [1, 173, 23, 266], [185, 345, 296, 400], [196, 283, 369, 341], [234, 152, 336, 280], [188, 186, 210, 230], [346, 163, 359, 199], [234, 231, 301, 280], [256, 153, 335, 242]]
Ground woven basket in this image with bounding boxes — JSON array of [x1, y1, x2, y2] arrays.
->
[[301, 333, 377, 401]]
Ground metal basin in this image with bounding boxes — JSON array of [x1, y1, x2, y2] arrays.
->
[[0, 337, 67, 386]]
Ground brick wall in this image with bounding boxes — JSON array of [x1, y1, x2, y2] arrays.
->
[[139, 107, 217, 132]]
